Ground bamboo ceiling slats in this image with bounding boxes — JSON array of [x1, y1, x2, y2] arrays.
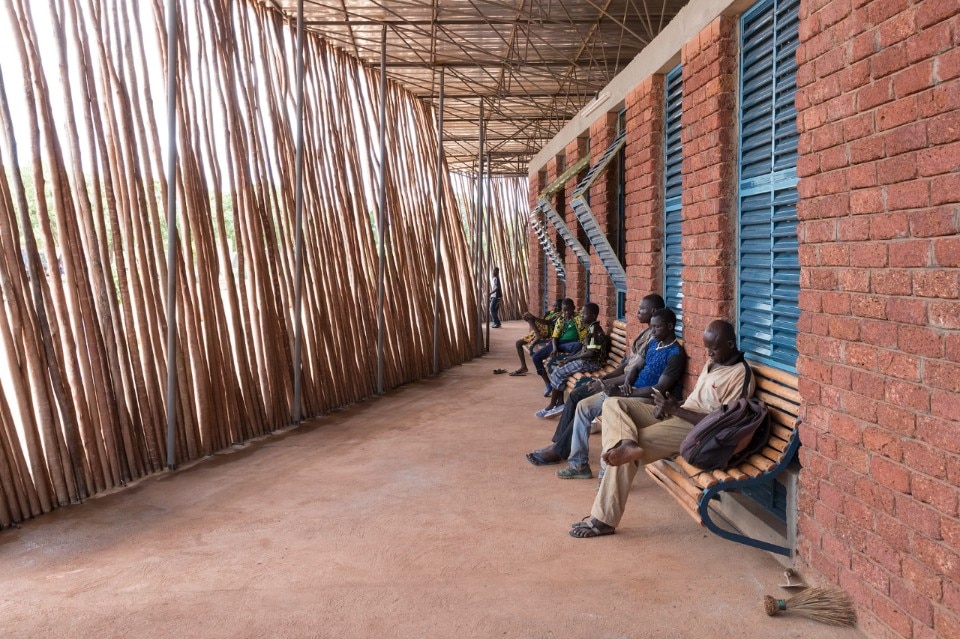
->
[[270, 0, 692, 173], [0, 0, 504, 530]]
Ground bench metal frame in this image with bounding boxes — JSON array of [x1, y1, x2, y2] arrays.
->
[[697, 431, 800, 556]]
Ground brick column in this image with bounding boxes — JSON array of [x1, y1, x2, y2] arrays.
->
[[794, 0, 960, 637], [679, 16, 739, 387], [527, 170, 546, 314], [564, 137, 589, 303], [588, 112, 621, 326], [623, 75, 667, 340], [545, 155, 566, 304]]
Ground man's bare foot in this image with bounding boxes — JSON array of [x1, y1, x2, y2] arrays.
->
[[601, 440, 645, 466]]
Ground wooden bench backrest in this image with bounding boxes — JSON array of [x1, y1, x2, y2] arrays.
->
[[605, 320, 629, 364], [563, 319, 629, 391], [675, 362, 800, 489]]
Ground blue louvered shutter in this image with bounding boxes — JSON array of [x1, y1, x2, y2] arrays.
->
[[663, 65, 684, 337], [738, 0, 800, 373]]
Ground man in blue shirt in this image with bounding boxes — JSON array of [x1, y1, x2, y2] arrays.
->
[[556, 308, 686, 478]]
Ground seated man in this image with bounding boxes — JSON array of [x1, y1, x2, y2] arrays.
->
[[556, 308, 686, 478], [535, 303, 605, 418], [525, 294, 665, 466], [510, 299, 562, 376], [531, 298, 583, 397], [570, 320, 755, 538]]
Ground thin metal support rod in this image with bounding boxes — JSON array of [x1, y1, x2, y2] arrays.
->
[[292, 0, 305, 423], [164, 0, 179, 470], [432, 67, 444, 375], [376, 24, 387, 395], [475, 101, 485, 355], [484, 151, 492, 353]]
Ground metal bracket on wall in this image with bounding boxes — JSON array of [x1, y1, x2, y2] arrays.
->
[[570, 130, 628, 293], [537, 154, 592, 274], [538, 197, 590, 273], [528, 204, 566, 280]]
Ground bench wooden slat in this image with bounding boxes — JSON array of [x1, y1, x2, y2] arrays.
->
[[771, 424, 794, 441], [750, 363, 797, 388], [755, 377, 801, 404], [564, 322, 629, 393], [759, 445, 785, 464], [746, 454, 776, 472], [767, 435, 789, 453], [674, 456, 718, 488], [609, 332, 627, 345], [662, 460, 706, 501], [646, 460, 703, 522], [768, 408, 796, 429], [756, 389, 798, 415]]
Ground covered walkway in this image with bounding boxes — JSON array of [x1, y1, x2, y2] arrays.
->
[[0, 323, 861, 638]]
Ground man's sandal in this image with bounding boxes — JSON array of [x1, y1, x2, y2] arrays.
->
[[525, 450, 561, 466], [569, 517, 615, 538]]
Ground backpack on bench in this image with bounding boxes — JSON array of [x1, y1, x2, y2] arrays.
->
[[678, 362, 770, 470]]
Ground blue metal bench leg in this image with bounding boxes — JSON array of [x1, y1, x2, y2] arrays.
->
[[698, 485, 792, 557]]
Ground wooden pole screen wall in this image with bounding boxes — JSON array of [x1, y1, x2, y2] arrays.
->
[[0, 0, 486, 528], [450, 173, 531, 325]]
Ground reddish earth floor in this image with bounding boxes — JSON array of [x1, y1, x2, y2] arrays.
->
[[0, 321, 864, 638]]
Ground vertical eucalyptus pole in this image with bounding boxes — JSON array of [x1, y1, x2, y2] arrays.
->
[[432, 67, 444, 375], [164, 0, 179, 469], [292, 0, 305, 423], [376, 24, 387, 395]]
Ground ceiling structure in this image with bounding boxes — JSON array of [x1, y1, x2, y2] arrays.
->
[[267, 0, 690, 175]]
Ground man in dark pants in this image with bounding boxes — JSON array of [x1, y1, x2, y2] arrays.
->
[[489, 267, 503, 328], [525, 294, 666, 466]]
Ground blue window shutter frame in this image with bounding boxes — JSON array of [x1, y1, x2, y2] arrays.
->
[[738, 0, 800, 373], [663, 65, 684, 337]]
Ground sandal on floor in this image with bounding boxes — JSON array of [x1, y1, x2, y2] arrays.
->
[[493, 368, 507, 374], [525, 450, 561, 466], [508, 369, 528, 376], [569, 518, 615, 538]]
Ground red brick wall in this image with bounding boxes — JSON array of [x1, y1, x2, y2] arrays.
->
[[795, 0, 960, 636], [588, 113, 621, 327], [545, 156, 567, 305], [527, 170, 547, 314], [623, 75, 667, 340], [565, 137, 590, 303], [679, 16, 739, 382]]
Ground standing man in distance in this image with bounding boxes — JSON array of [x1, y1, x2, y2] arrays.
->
[[490, 266, 503, 328]]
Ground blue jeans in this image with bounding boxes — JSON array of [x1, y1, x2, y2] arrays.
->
[[489, 297, 502, 326], [569, 391, 607, 467], [533, 341, 581, 375]]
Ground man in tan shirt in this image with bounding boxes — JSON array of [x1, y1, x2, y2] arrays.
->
[[570, 320, 756, 538]]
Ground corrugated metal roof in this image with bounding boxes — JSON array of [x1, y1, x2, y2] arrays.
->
[[267, 0, 689, 174]]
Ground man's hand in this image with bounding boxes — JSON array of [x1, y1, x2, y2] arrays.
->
[[605, 382, 632, 398], [653, 389, 680, 419]]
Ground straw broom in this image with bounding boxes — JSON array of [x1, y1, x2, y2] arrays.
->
[[764, 587, 857, 627]]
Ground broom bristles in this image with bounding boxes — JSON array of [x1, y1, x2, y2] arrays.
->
[[764, 587, 857, 627]]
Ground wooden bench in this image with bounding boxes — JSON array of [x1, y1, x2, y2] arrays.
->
[[564, 319, 628, 393], [644, 362, 801, 557]]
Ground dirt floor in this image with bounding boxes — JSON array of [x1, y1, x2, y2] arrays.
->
[[0, 321, 865, 638]]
